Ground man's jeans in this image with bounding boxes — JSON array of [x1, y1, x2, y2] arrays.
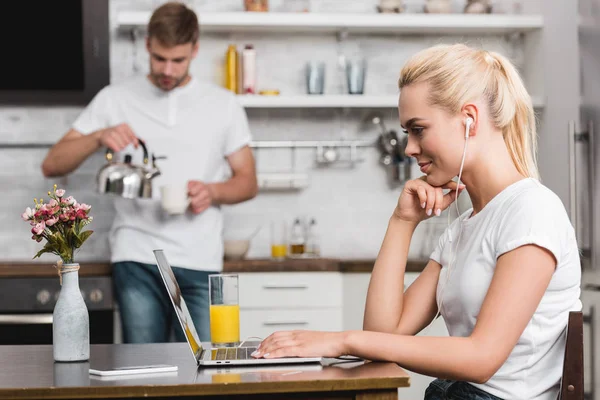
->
[[113, 261, 211, 343], [425, 379, 503, 400]]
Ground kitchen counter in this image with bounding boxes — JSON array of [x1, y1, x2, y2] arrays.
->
[[0, 258, 428, 278]]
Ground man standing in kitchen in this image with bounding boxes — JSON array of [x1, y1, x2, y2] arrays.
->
[[40, 2, 258, 344]]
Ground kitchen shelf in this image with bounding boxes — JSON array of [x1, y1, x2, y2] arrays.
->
[[117, 11, 543, 35], [250, 139, 374, 148], [237, 95, 545, 109], [238, 95, 397, 108]]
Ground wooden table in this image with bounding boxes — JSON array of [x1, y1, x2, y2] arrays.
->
[[0, 343, 410, 399]]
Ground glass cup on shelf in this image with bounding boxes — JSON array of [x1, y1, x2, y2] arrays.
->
[[209, 274, 240, 348], [306, 61, 326, 95], [345, 58, 367, 95]]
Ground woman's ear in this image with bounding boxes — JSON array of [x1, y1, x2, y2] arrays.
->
[[465, 117, 474, 139], [462, 103, 479, 137]]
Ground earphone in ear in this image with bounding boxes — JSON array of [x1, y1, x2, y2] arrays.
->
[[465, 117, 473, 139], [447, 117, 473, 241], [421, 115, 473, 336], [435, 116, 472, 319]]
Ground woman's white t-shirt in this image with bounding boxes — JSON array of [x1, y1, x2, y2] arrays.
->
[[430, 178, 582, 400]]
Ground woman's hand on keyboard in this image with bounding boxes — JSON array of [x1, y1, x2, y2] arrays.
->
[[251, 330, 347, 359]]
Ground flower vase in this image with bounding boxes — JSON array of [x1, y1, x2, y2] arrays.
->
[[53, 361, 91, 387], [53, 263, 90, 362]]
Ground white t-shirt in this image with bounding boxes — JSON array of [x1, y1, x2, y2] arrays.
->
[[72, 76, 252, 271], [430, 178, 582, 400]]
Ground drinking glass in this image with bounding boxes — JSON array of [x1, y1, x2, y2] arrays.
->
[[346, 58, 367, 94], [209, 274, 240, 347], [306, 61, 326, 94], [270, 220, 288, 259]]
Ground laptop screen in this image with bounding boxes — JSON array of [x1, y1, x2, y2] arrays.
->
[[153, 249, 204, 363]]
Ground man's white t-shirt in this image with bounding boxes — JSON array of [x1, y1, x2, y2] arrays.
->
[[72, 76, 252, 271], [430, 178, 582, 400]]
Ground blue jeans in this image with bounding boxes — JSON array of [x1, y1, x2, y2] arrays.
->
[[112, 261, 211, 343], [425, 379, 503, 400]]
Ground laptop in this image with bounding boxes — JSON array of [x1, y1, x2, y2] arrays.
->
[[153, 249, 323, 367]]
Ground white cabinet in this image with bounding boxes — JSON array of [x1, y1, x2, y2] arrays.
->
[[240, 309, 343, 340], [238, 272, 343, 340], [239, 272, 342, 309], [342, 273, 371, 331]]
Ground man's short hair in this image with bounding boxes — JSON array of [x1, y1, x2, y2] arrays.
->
[[148, 1, 199, 46]]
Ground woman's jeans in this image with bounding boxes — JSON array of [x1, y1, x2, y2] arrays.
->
[[425, 379, 503, 400], [113, 261, 212, 343]]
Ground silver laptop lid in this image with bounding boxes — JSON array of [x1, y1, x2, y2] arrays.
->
[[153, 249, 204, 364]]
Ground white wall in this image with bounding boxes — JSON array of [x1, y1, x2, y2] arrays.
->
[[0, 0, 541, 262]]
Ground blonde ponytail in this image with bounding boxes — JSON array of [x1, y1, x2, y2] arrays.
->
[[398, 44, 539, 180], [487, 52, 539, 179]]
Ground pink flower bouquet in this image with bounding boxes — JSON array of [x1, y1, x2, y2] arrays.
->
[[22, 185, 93, 264]]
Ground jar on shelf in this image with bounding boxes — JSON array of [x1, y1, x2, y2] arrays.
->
[[244, 0, 269, 12], [423, 0, 452, 13]]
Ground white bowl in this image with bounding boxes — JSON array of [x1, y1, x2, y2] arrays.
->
[[224, 239, 250, 260]]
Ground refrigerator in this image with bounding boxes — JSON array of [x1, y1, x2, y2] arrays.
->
[[573, 1, 600, 398]]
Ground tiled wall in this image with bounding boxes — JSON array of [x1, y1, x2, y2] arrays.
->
[[0, 0, 538, 262]]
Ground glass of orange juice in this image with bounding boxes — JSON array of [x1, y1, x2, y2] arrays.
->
[[209, 274, 240, 347], [270, 220, 287, 260]]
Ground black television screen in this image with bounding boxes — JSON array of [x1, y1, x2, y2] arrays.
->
[[0, 0, 109, 105]]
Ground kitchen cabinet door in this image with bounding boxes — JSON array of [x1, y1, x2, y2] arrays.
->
[[238, 272, 342, 309], [342, 273, 371, 331], [240, 308, 342, 339]]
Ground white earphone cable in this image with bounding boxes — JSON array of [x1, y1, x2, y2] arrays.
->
[[420, 119, 470, 335]]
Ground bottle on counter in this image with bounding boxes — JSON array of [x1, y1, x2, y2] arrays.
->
[[241, 44, 256, 94], [305, 218, 321, 257], [224, 44, 239, 93], [289, 218, 305, 256]]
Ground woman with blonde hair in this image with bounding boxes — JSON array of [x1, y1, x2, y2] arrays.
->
[[252, 43, 582, 400]]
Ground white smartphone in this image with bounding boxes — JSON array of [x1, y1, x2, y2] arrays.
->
[[89, 364, 178, 376]]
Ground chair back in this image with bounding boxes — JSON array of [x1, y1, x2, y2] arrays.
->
[[558, 311, 584, 400]]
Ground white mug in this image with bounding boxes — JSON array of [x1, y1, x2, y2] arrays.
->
[[160, 184, 190, 215]]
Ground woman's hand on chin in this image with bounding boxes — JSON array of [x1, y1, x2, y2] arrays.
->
[[393, 176, 465, 223]]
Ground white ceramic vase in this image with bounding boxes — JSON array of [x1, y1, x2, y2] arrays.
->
[[53, 263, 90, 362], [53, 361, 90, 387]]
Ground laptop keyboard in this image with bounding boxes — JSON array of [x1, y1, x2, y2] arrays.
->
[[211, 346, 258, 361]]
